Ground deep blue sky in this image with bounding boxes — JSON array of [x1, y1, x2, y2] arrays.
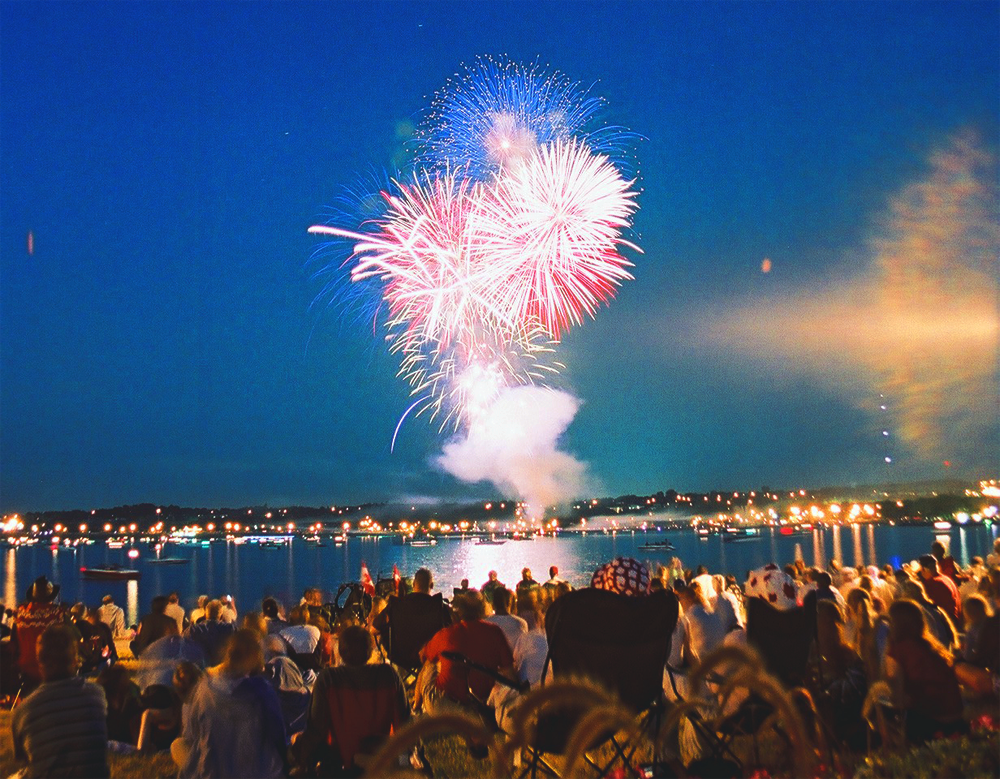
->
[[2, 1, 997, 511]]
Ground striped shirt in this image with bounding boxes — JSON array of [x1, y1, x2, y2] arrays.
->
[[12, 676, 110, 778]]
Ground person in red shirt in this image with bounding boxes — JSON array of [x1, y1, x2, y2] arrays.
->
[[918, 555, 961, 622], [930, 540, 965, 584], [886, 598, 965, 743], [415, 591, 515, 713], [11, 576, 68, 691]]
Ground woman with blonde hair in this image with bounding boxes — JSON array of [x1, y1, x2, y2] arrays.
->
[[845, 587, 888, 681], [886, 599, 965, 743]]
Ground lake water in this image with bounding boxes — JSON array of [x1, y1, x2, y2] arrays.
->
[[3, 523, 996, 625]]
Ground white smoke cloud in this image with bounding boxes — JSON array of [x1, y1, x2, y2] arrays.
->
[[435, 386, 588, 518], [701, 130, 999, 468]]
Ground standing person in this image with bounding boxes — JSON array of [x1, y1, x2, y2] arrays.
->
[[165, 592, 186, 632], [930, 540, 964, 584], [178, 630, 286, 779], [918, 555, 961, 623], [12, 624, 110, 778], [11, 576, 67, 691], [542, 566, 567, 594], [481, 570, 503, 604], [516, 568, 540, 594], [98, 594, 128, 638]]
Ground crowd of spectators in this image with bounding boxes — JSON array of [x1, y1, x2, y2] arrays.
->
[[1, 536, 998, 777]]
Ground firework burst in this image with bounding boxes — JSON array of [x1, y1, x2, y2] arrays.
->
[[311, 59, 641, 434]]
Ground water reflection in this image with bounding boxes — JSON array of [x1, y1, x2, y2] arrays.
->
[[866, 525, 877, 567], [126, 579, 139, 626], [852, 524, 864, 567], [813, 528, 825, 568], [958, 527, 969, 567], [832, 525, 843, 565], [5, 548, 17, 608]]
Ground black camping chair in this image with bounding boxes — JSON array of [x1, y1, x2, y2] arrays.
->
[[521, 588, 679, 778], [667, 597, 817, 773], [374, 592, 451, 691]]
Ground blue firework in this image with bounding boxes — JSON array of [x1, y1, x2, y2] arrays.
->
[[414, 55, 634, 180]]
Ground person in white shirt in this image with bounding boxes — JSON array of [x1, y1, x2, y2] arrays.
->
[[189, 595, 208, 625], [484, 587, 527, 652], [279, 606, 321, 655], [165, 592, 185, 632], [98, 594, 128, 638], [219, 595, 238, 624]]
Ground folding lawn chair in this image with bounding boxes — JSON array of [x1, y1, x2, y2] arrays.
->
[[519, 587, 679, 778]]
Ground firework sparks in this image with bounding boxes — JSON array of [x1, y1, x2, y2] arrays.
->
[[310, 59, 640, 438]]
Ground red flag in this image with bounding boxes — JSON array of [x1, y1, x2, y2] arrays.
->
[[392, 564, 401, 595], [360, 562, 375, 596]]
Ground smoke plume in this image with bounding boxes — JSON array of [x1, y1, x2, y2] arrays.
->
[[435, 386, 588, 519]]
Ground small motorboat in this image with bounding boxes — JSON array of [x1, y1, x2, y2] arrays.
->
[[475, 536, 506, 545], [80, 565, 141, 580], [639, 541, 676, 551], [146, 557, 189, 565]]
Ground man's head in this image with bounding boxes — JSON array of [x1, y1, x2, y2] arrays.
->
[[151, 595, 169, 614], [205, 599, 224, 621], [339, 625, 375, 667], [521, 568, 532, 581], [261, 597, 280, 619], [930, 541, 947, 560], [492, 586, 513, 615], [37, 624, 79, 681], [102, 594, 114, 606], [918, 554, 938, 580], [452, 591, 486, 622], [549, 566, 558, 579], [168, 592, 180, 605], [26, 576, 60, 604], [413, 568, 433, 594], [815, 571, 833, 590], [488, 570, 498, 582]]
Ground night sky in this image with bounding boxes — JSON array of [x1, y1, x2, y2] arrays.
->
[[2, 1, 997, 511]]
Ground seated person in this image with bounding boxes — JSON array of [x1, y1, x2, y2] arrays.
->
[[885, 599, 965, 743], [183, 599, 236, 666], [138, 660, 204, 753], [12, 624, 110, 778], [484, 586, 527, 652], [279, 605, 323, 672], [131, 596, 178, 657], [177, 629, 286, 779], [11, 576, 68, 692], [371, 568, 451, 674], [97, 664, 143, 746], [295, 625, 410, 775], [415, 591, 515, 714]]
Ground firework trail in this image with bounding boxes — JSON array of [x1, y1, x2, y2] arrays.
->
[[311, 58, 640, 508]]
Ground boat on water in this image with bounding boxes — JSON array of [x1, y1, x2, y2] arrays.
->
[[408, 539, 437, 547], [80, 565, 141, 580], [723, 528, 763, 543], [475, 536, 506, 545], [146, 557, 189, 565], [639, 541, 676, 551]]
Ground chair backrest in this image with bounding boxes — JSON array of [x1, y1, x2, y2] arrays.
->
[[745, 597, 816, 687], [386, 592, 450, 672], [544, 588, 679, 712]]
